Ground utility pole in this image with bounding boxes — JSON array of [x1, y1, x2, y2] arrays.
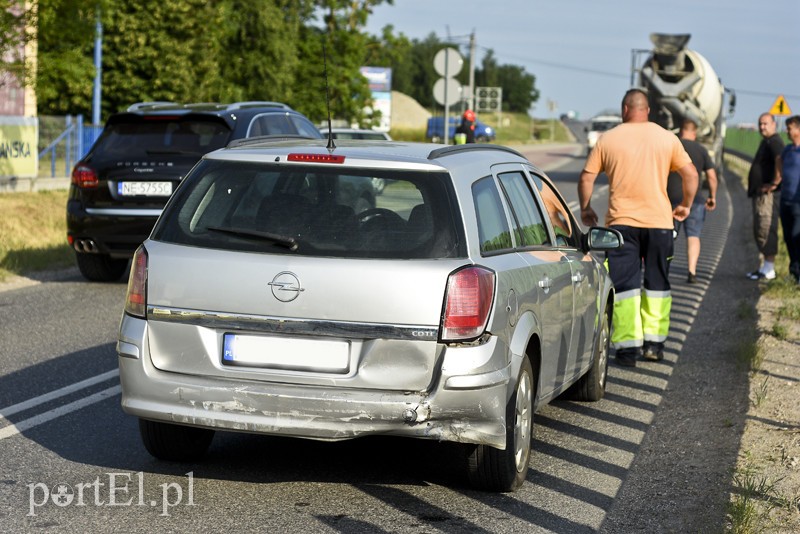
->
[[92, 13, 102, 126], [468, 30, 476, 111]]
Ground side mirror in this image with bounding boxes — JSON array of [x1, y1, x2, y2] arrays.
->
[[582, 227, 624, 253]]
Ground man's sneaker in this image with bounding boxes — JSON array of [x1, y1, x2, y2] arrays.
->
[[643, 342, 664, 361], [747, 270, 776, 280], [615, 348, 639, 367], [687, 272, 698, 284]]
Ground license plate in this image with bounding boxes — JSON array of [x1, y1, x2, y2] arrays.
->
[[222, 333, 350, 372], [118, 181, 173, 196]]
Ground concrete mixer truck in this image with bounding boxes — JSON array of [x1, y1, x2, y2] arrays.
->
[[631, 33, 735, 169]]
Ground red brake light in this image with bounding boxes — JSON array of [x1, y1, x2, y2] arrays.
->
[[124, 247, 148, 318], [441, 266, 495, 342], [287, 153, 345, 164], [71, 165, 99, 188]]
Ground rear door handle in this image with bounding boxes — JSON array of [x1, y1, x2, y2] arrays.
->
[[572, 272, 583, 284], [538, 277, 551, 290]]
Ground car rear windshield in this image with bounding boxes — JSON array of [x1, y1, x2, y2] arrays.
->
[[153, 160, 466, 259], [90, 116, 232, 161]]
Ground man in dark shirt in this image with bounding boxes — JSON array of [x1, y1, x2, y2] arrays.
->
[[746, 113, 785, 280], [667, 119, 718, 283]]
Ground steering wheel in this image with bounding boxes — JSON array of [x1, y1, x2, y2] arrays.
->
[[356, 208, 405, 227]]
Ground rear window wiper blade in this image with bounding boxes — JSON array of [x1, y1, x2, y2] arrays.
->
[[206, 226, 298, 251]]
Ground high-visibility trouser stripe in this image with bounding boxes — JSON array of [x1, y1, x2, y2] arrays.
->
[[611, 288, 642, 349], [642, 288, 671, 342]]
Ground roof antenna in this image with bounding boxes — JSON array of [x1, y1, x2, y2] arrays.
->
[[323, 42, 336, 151]]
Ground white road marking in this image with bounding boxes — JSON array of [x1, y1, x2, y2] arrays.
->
[[0, 369, 119, 417], [0, 385, 121, 441], [0, 369, 121, 441]]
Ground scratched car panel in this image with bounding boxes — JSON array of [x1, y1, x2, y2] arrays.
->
[[117, 138, 622, 492]]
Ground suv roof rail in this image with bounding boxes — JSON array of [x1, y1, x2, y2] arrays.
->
[[226, 101, 292, 111], [126, 101, 178, 112], [227, 134, 321, 148], [427, 144, 525, 161], [125, 101, 293, 113]]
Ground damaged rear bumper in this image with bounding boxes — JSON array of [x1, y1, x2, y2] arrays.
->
[[117, 318, 513, 449]]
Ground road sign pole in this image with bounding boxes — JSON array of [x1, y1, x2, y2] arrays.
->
[[433, 48, 464, 145], [444, 52, 450, 145]]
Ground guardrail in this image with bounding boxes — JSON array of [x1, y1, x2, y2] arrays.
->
[[723, 147, 753, 168]]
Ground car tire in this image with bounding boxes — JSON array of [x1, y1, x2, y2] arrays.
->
[[75, 252, 129, 282], [139, 419, 214, 461], [568, 305, 610, 402], [463, 356, 533, 492]]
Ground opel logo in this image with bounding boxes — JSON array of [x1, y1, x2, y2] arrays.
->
[[268, 271, 304, 302]]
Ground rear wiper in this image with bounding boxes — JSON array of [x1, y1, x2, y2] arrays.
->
[[206, 226, 298, 251]]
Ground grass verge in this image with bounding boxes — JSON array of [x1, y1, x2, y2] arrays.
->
[[0, 189, 73, 282], [725, 153, 800, 533]]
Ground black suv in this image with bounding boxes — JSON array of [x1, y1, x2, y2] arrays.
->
[[67, 101, 322, 281]]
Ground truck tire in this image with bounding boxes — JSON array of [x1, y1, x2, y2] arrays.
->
[[75, 252, 129, 282]]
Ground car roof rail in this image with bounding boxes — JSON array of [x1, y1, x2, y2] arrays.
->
[[227, 134, 321, 148], [427, 144, 526, 161], [126, 101, 178, 112], [226, 101, 292, 111], [182, 102, 227, 110]]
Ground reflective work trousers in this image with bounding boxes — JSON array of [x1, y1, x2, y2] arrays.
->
[[607, 226, 674, 350]]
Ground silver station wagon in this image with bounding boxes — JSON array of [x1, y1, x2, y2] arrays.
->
[[117, 138, 622, 492]]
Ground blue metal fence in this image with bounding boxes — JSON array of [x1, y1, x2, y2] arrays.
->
[[38, 115, 103, 178]]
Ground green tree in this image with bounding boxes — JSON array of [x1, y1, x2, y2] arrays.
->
[[296, 0, 393, 125], [35, 0, 100, 116], [495, 64, 538, 113], [291, 24, 374, 125], [1, 0, 33, 88], [363, 25, 413, 96], [215, 0, 311, 103], [101, 0, 224, 116]]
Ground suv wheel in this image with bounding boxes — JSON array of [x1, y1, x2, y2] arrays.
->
[[75, 252, 129, 282], [139, 419, 214, 461], [463, 357, 533, 492]]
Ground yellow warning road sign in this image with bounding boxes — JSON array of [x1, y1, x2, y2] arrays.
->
[[769, 94, 792, 116]]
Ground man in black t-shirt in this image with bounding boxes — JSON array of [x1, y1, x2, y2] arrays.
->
[[667, 119, 718, 283], [746, 113, 785, 280]]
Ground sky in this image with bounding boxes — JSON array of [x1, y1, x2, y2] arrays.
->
[[364, 0, 800, 126]]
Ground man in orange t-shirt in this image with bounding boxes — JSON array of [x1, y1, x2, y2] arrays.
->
[[578, 89, 698, 367]]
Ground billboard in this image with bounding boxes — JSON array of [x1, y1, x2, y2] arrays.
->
[[1, 116, 38, 178], [360, 67, 392, 132]]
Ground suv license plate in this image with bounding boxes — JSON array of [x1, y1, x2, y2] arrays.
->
[[222, 333, 349, 372], [118, 181, 173, 196]]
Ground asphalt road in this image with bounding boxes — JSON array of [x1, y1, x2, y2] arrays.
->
[[0, 144, 747, 532]]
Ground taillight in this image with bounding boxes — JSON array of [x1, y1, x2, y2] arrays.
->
[[441, 266, 495, 342], [124, 247, 148, 318], [71, 165, 99, 188]]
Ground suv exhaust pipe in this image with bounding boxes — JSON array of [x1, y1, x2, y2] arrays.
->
[[73, 239, 100, 253]]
